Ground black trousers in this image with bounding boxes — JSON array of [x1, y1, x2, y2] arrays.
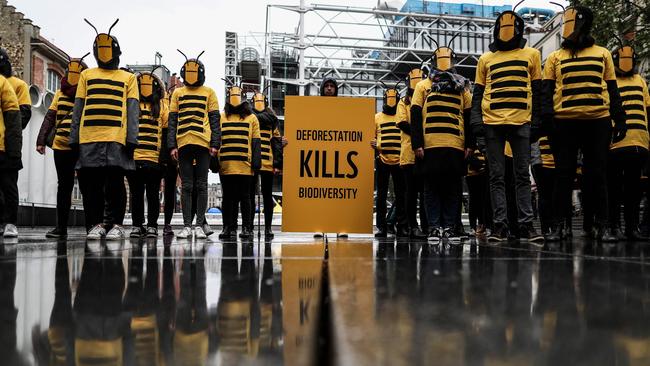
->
[[78, 167, 126, 230], [249, 171, 275, 228], [53, 150, 77, 229], [403, 164, 427, 231], [163, 163, 177, 225], [532, 165, 555, 233], [422, 148, 464, 229], [178, 145, 210, 227], [221, 174, 253, 230], [127, 163, 162, 228], [608, 147, 647, 231], [467, 173, 492, 230], [552, 118, 611, 226], [376, 160, 407, 230], [0, 168, 18, 225]]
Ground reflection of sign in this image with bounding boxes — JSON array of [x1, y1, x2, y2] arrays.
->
[[282, 96, 375, 234]]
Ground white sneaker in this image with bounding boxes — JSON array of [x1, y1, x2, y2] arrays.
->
[[3, 224, 18, 238], [106, 225, 126, 241], [177, 226, 193, 239], [195, 226, 207, 239], [87, 224, 106, 240]]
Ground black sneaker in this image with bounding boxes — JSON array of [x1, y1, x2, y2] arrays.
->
[[46, 227, 67, 238], [597, 225, 618, 243], [520, 223, 544, 244], [163, 225, 174, 236], [545, 223, 563, 242], [240, 227, 254, 239], [387, 226, 396, 236], [374, 228, 388, 238], [130, 226, 145, 238], [410, 228, 427, 239], [427, 228, 442, 244], [443, 227, 461, 244], [488, 223, 509, 242]]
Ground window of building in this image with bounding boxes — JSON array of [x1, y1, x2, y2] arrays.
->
[[47, 70, 61, 92]]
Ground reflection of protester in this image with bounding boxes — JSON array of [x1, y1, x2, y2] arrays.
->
[[0, 247, 29, 365]]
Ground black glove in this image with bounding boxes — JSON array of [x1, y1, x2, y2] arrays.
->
[[612, 121, 627, 143], [476, 136, 487, 155]]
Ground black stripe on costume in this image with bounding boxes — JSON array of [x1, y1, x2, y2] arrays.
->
[[560, 56, 603, 65], [87, 88, 124, 97], [425, 116, 459, 125], [179, 95, 207, 101], [222, 130, 249, 137], [84, 108, 122, 117], [425, 126, 460, 136], [561, 87, 602, 97], [619, 86, 643, 93], [85, 98, 124, 107], [622, 94, 644, 102], [563, 76, 602, 85], [220, 155, 248, 162], [540, 148, 553, 154], [178, 125, 204, 135], [260, 132, 272, 138], [490, 102, 528, 110], [627, 114, 648, 122], [624, 104, 645, 112], [57, 104, 73, 112], [179, 110, 205, 119], [382, 135, 401, 141], [220, 146, 249, 154], [561, 98, 604, 108], [139, 118, 157, 126], [381, 128, 401, 135], [178, 118, 203, 126], [426, 105, 460, 115], [381, 149, 401, 155], [380, 122, 396, 128], [57, 122, 71, 129], [222, 122, 249, 129], [88, 79, 125, 88], [221, 138, 249, 145], [627, 123, 647, 130], [140, 110, 151, 116], [381, 142, 401, 148], [491, 69, 528, 80], [261, 147, 271, 154], [179, 102, 206, 110], [83, 119, 121, 127], [139, 127, 158, 134], [560, 64, 603, 74], [492, 80, 527, 89], [138, 135, 158, 143], [137, 144, 158, 151], [490, 91, 528, 99], [489, 60, 528, 71], [56, 131, 70, 137], [426, 94, 461, 105]]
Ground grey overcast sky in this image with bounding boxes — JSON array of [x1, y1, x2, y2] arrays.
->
[[16, 0, 566, 100]]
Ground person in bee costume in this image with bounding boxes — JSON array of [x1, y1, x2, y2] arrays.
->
[[68, 19, 139, 241], [0, 73, 20, 239], [36, 55, 89, 239], [249, 87, 283, 239], [606, 41, 650, 240], [0, 47, 30, 238], [218, 84, 261, 240], [542, 4, 627, 242], [371, 83, 409, 238], [469, 2, 544, 243], [397, 67, 428, 239], [167, 50, 221, 239], [126, 69, 168, 238], [410, 35, 472, 243]]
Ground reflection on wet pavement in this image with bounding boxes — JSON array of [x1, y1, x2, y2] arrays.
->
[[2, 232, 650, 365]]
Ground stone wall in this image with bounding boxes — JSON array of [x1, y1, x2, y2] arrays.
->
[[0, 0, 26, 78]]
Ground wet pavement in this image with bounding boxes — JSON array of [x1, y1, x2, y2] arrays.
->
[[2, 229, 650, 365]]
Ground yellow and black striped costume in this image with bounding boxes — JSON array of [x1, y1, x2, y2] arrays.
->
[[134, 101, 168, 163], [538, 136, 555, 168], [397, 98, 415, 166], [76, 68, 139, 145], [411, 78, 472, 151], [75, 338, 123, 366], [170, 86, 219, 149], [375, 112, 401, 165], [49, 90, 75, 151], [543, 45, 616, 120], [474, 47, 542, 125], [219, 113, 261, 175], [260, 125, 281, 172], [0, 75, 19, 152], [611, 74, 650, 151]]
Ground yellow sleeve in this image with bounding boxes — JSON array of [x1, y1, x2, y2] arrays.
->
[[603, 50, 616, 81], [1, 79, 19, 111], [411, 82, 426, 108], [530, 49, 542, 81], [127, 73, 139, 100], [251, 115, 261, 139], [542, 52, 556, 81], [475, 55, 487, 86], [396, 100, 408, 123], [462, 89, 472, 110], [374, 114, 379, 139], [170, 89, 179, 113], [49, 91, 61, 112], [75, 71, 87, 99], [641, 78, 650, 108], [208, 88, 219, 112], [160, 99, 169, 128], [14, 79, 31, 106]]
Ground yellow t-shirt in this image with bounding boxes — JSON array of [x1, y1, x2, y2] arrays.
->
[[539, 136, 555, 168], [50, 90, 75, 150], [543, 45, 616, 120], [0, 75, 19, 152], [260, 123, 281, 172], [76, 67, 139, 145], [7, 76, 30, 106], [219, 113, 261, 176], [134, 100, 169, 163], [610, 74, 650, 151], [170, 85, 219, 149], [474, 47, 542, 125], [375, 112, 401, 165]]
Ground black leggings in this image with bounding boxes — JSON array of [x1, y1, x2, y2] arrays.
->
[[532, 165, 555, 233], [127, 164, 162, 228], [403, 164, 427, 231], [163, 163, 177, 226], [249, 171, 275, 228], [53, 150, 77, 229], [0, 168, 18, 225], [178, 145, 210, 227], [221, 174, 253, 230], [608, 147, 647, 230], [467, 173, 491, 230], [78, 166, 126, 231], [376, 160, 407, 230]]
